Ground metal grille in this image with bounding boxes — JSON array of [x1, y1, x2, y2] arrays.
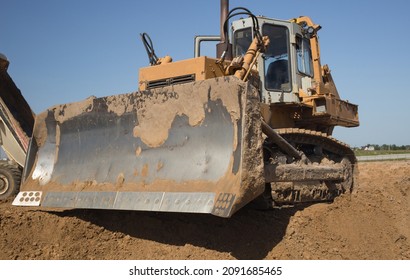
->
[[146, 74, 196, 89]]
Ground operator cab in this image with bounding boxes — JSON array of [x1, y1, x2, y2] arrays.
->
[[231, 17, 314, 104]]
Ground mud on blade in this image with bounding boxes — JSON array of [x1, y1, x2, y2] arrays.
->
[[14, 77, 265, 217]]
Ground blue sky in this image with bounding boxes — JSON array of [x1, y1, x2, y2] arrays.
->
[[2, 0, 410, 147]]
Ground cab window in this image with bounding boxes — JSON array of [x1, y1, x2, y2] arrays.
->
[[296, 36, 313, 76], [262, 24, 291, 91], [233, 28, 252, 56]]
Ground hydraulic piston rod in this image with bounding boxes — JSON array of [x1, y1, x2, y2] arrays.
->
[[261, 121, 302, 160]]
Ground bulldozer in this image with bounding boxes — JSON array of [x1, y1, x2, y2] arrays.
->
[[0, 53, 34, 200], [3, 0, 358, 217]]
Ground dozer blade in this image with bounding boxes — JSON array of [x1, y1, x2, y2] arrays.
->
[[13, 77, 265, 217]]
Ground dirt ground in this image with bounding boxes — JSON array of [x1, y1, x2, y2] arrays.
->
[[0, 160, 409, 260]]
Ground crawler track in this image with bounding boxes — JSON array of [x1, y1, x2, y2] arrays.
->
[[263, 128, 357, 207]]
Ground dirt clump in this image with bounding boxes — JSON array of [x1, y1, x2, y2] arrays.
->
[[1, 160, 409, 260]]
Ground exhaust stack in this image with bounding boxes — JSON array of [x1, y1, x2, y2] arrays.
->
[[216, 0, 232, 59]]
